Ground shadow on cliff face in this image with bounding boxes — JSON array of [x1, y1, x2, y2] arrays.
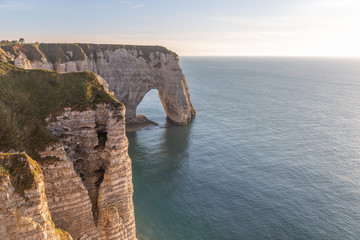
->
[[126, 119, 193, 184]]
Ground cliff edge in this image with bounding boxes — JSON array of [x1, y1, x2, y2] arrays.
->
[[0, 153, 72, 240], [0, 61, 136, 239], [0, 43, 196, 125]]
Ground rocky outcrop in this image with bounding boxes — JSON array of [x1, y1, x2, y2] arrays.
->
[[0, 42, 194, 238], [0, 43, 195, 125], [0, 62, 136, 239], [42, 104, 135, 240], [0, 153, 72, 240], [38, 143, 99, 239]]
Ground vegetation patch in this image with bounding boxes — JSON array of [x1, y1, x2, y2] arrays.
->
[[1, 42, 179, 64], [0, 61, 122, 160], [0, 162, 9, 175], [59, 44, 86, 61], [77, 43, 178, 62], [0, 153, 43, 194], [0, 48, 11, 63], [0, 45, 18, 57], [17, 44, 44, 61], [37, 43, 87, 63], [38, 43, 70, 63], [55, 227, 72, 240], [0, 44, 45, 62]]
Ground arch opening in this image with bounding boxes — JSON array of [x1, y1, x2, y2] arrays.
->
[[137, 89, 166, 122]]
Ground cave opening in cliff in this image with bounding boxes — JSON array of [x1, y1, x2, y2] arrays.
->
[[137, 89, 166, 123], [95, 130, 107, 150]]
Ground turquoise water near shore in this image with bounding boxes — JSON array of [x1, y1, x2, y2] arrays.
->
[[127, 57, 360, 240]]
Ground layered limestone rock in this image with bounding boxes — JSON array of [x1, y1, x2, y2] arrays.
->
[[38, 143, 99, 239], [42, 104, 135, 240], [0, 153, 72, 240], [0, 62, 136, 239], [0, 43, 195, 125]]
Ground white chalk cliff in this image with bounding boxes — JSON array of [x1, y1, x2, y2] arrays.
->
[[0, 43, 195, 240], [2, 43, 195, 125], [0, 62, 135, 240]]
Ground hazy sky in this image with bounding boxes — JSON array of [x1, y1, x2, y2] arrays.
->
[[1, 0, 359, 56]]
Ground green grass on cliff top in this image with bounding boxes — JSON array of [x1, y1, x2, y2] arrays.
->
[[18, 44, 46, 61], [0, 48, 12, 63], [77, 43, 178, 61], [0, 61, 122, 159], [38, 43, 87, 63], [0, 43, 178, 64], [0, 43, 45, 62]]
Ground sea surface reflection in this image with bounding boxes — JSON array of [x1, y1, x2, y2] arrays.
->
[[128, 57, 360, 240]]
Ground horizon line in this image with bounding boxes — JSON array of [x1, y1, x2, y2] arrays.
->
[[179, 55, 360, 58], [2, 41, 359, 58]]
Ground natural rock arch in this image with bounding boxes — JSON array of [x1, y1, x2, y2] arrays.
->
[[90, 47, 196, 125], [4, 43, 195, 125]]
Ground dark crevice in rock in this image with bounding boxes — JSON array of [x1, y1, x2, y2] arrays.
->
[[93, 166, 106, 225], [73, 159, 86, 181], [94, 131, 107, 150], [94, 167, 105, 188], [73, 154, 107, 225]]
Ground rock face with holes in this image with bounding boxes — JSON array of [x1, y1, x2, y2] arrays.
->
[[79, 47, 196, 125], [0, 62, 136, 239], [0, 105, 135, 240], [1, 43, 195, 125], [41, 104, 135, 240]]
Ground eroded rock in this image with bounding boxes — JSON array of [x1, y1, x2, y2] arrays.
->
[[0, 62, 136, 239], [1, 43, 196, 125], [0, 153, 72, 240]]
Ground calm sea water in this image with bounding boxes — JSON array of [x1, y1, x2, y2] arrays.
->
[[127, 57, 360, 240]]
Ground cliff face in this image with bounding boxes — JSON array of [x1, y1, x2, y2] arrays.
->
[[41, 104, 135, 240], [0, 43, 195, 125], [0, 62, 135, 239], [0, 153, 72, 240]]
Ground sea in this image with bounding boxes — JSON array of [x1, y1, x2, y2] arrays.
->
[[126, 57, 360, 240]]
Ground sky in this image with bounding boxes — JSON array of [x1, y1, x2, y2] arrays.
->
[[1, 0, 359, 56]]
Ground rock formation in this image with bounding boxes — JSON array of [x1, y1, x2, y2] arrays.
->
[[0, 62, 135, 239], [0, 43, 195, 125], [0, 153, 72, 240]]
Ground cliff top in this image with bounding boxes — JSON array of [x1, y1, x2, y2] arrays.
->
[[0, 153, 42, 194], [0, 61, 122, 159], [0, 43, 178, 64]]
